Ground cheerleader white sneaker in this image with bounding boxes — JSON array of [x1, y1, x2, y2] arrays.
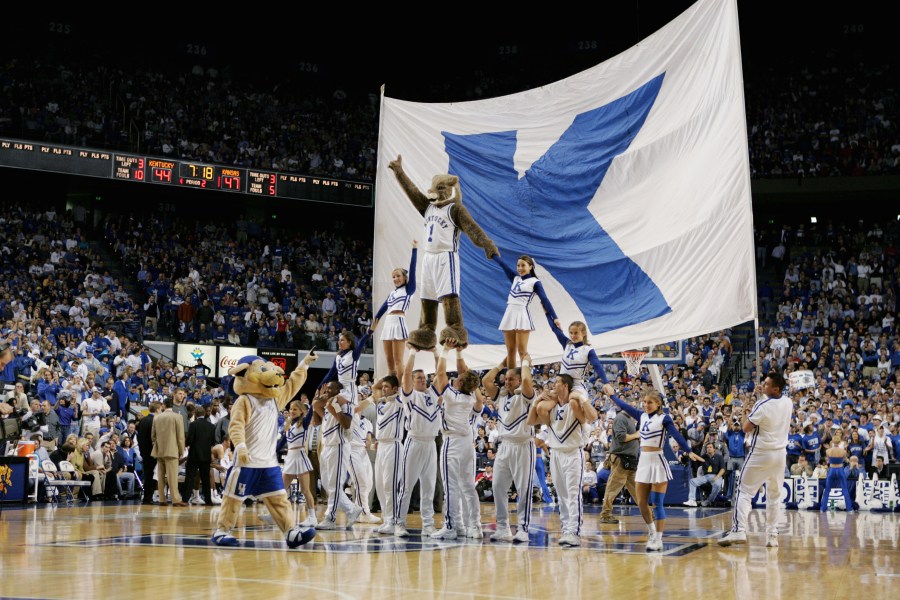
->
[[512, 529, 530, 543], [430, 527, 459, 540], [466, 525, 483, 539], [299, 515, 318, 527], [718, 531, 747, 546]]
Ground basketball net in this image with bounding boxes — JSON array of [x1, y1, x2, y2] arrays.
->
[[622, 350, 647, 377]]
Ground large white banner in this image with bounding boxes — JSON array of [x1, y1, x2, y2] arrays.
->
[[374, 0, 755, 371]]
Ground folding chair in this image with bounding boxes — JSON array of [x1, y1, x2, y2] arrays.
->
[[41, 460, 65, 504], [58, 460, 93, 503]]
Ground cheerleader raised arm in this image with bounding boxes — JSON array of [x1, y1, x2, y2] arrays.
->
[[494, 254, 559, 369], [370, 241, 418, 376], [546, 316, 610, 392]]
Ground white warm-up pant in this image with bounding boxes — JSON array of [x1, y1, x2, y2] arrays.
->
[[441, 434, 479, 531], [730, 448, 785, 535], [320, 442, 356, 522], [492, 439, 535, 531], [348, 442, 374, 511], [375, 440, 401, 524], [549, 446, 584, 536], [396, 436, 437, 527]]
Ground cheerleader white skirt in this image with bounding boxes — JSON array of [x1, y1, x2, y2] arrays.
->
[[284, 448, 313, 475], [498, 304, 534, 331], [379, 314, 409, 341], [635, 450, 673, 484]]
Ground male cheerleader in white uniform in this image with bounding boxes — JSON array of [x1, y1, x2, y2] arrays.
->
[[312, 381, 363, 530], [431, 342, 484, 540], [394, 348, 442, 537], [348, 397, 380, 523], [719, 372, 792, 548], [529, 373, 598, 546], [371, 374, 405, 534], [482, 356, 536, 543]]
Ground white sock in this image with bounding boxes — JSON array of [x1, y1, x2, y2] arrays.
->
[[648, 522, 657, 535]]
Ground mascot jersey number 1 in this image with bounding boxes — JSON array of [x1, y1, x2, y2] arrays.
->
[[388, 155, 498, 350]]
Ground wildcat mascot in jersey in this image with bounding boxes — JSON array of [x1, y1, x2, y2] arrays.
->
[[212, 352, 316, 548], [389, 155, 499, 350]]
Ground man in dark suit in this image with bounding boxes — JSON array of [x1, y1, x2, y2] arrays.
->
[[137, 401, 160, 504], [183, 405, 218, 505]]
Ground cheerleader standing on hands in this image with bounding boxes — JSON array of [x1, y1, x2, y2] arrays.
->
[[495, 254, 559, 369], [371, 241, 417, 376]]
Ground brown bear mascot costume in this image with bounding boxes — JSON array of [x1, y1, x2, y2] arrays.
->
[[388, 155, 499, 350], [211, 352, 316, 548]]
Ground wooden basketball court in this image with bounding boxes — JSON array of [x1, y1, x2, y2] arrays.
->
[[1, 501, 896, 599]]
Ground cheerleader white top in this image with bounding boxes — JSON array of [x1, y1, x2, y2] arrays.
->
[[494, 256, 557, 331], [612, 395, 691, 452], [374, 248, 417, 318], [547, 315, 609, 385], [321, 331, 372, 392], [375, 394, 405, 442], [438, 384, 480, 437]]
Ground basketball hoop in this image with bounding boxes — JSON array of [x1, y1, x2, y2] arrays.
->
[[622, 350, 647, 377]]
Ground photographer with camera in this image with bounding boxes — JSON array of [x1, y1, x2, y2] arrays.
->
[[55, 390, 79, 445]]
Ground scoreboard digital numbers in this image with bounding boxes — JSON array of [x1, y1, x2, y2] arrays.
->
[[1, 138, 372, 206]]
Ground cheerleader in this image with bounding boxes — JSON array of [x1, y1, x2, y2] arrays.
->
[[494, 255, 559, 369], [370, 241, 417, 376], [546, 317, 609, 394], [282, 399, 317, 526], [819, 430, 853, 512], [604, 383, 702, 551], [319, 330, 372, 405]]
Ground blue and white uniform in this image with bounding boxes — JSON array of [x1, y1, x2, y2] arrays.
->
[[318, 397, 357, 524], [547, 315, 609, 394], [223, 395, 285, 500], [729, 393, 792, 536], [612, 395, 692, 484], [321, 331, 371, 404], [374, 393, 405, 526], [283, 411, 313, 475], [375, 248, 417, 341], [492, 386, 535, 533], [438, 384, 481, 534], [396, 385, 442, 529], [546, 400, 588, 536], [347, 413, 374, 512], [495, 257, 557, 331], [420, 203, 461, 300]]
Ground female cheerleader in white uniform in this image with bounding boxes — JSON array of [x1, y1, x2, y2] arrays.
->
[[494, 254, 559, 369], [546, 317, 609, 394], [371, 241, 417, 376], [604, 384, 702, 551], [282, 399, 317, 526]]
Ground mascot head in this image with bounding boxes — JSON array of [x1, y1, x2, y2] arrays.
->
[[426, 175, 461, 207], [229, 355, 285, 399]]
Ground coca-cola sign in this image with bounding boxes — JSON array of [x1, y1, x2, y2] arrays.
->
[[217, 346, 257, 377]]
